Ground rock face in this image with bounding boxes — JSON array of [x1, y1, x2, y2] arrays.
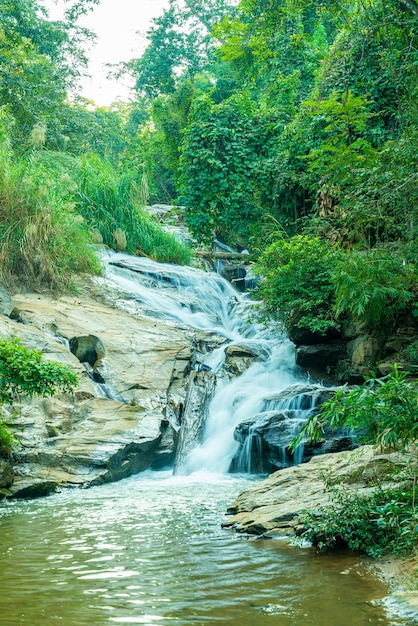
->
[[173, 370, 216, 474], [0, 280, 197, 497], [223, 446, 412, 536], [230, 384, 356, 473]]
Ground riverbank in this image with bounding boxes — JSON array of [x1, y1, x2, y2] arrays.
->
[[223, 444, 418, 618]]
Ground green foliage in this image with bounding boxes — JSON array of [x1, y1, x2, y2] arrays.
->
[[0, 337, 78, 404], [0, 0, 97, 144], [132, 0, 234, 99], [255, 235, 341, 336], [74, 153, 191, 265], [0, 337, 78, 457], [0, 419, 17, 457], [179, 95, 267, 245], [292, 365, 418, 451], [332, 248, 416, 330], [304, 90, 377, 187], [299, 484, 418, 557], [0, 113, 101, 290]]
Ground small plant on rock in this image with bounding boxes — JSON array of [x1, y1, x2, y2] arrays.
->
[[0, 338, 78, 457]]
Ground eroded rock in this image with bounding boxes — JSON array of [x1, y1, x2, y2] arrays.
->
[[223, 446, 412, 536], [1, 283, 195, 495]]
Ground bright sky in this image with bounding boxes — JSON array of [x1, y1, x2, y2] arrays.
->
[[41, 0, 169, 106]]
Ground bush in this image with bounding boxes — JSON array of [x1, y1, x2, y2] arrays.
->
[[300, 484, 418, 557], [255, 234, 341, 336], [292, 365, 418, 452], [0, 419, 17, 458], [0, 337, 78, 457], [0, 338, 78, 404]]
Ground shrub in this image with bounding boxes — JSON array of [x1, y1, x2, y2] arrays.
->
[[0, 337, 78, 457], [255, 234, 341, 336], [291, 365, 418, 452], [300, 484, 418, 557], [0, 338, 78, 404], [0, 419, 18, 458]]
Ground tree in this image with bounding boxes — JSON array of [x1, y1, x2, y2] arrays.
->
[[179, 94, 267, 245], [0, 0, 97, 144]]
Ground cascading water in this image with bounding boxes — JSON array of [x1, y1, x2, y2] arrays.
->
[[103, 251, 314, 474]]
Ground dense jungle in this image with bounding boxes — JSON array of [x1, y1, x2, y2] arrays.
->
[[0, 1, 418, 619]]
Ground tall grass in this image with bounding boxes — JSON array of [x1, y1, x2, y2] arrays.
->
[[0, 117, 101, 291], [74, 154, 191, 265]]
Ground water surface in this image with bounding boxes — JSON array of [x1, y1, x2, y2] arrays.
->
[[0, 472, 412, 626]]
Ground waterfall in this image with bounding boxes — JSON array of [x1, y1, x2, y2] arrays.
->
[[103, 252, 313, 474]]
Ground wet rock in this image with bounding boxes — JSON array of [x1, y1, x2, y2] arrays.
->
[[295, 343, 347, 377], [223, 446, 412, 536], [9, 479, 60, 499], [230, 384, 355, 473], [289, 325, 341, 346], [224, 342, 270, 376], [173, 370, 216, 474], [221, 263, 247, 292], [1, 284, 194, 495], [0, 460, 14, 488], [112, 228, 127, 251]]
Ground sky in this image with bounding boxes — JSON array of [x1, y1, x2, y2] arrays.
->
[[41, 0, 169, 106]]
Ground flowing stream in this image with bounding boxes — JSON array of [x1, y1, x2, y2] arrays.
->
[[104, 253, 306, 473], [0, 253, 415, 625]]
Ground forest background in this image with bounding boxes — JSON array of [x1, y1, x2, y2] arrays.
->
[[0, 0, 418, 558], [1, 0, 416, 349]]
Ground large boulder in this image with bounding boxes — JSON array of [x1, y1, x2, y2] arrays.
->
[[223, 446, 412, 536], [1, 282, 194, 496], [230, 384, 355, 473]]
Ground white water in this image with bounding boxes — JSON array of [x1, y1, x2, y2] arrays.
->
[[103, 252, 306, 473]]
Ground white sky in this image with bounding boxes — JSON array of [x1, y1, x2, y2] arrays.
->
[[41, 0, 169, 106]]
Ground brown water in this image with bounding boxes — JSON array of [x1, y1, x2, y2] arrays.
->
[[0, 472, 413, 626]]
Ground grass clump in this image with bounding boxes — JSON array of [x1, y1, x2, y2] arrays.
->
[[0, 115, 101, 291], [74, 154, 191, 265]]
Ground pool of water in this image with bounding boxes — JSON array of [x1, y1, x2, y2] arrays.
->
[[0, 472, 413, 625]]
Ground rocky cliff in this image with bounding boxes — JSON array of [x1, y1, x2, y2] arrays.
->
[[0, 277, 203, 498]]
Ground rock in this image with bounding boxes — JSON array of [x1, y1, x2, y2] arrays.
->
[[224, 342, 270, 376], [9, 479, 60, 499], [221, 263, 247, 291], [0, 460, 14, 488], [295, 343, 347, 377], [0, 283, 13, 317], [347, 335, 383, 378], [90, 229, 103, 244], [1, 283, 194, 495], [289, 325, 341, 346], [230, 384, 355, 473], [69, 334, 106, 382], [173, 370, 216, 474], [112, 228, 127, 251], [223, 446, 411, 536]]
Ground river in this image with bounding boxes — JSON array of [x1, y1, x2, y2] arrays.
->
[[0, 471, 409, 626], [0, 253, 415, 625]]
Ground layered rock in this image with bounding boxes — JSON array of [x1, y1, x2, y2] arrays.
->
[[230, 384, 356, 473], [223, 446, 412, 536], [0, 281, 197, 497]]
